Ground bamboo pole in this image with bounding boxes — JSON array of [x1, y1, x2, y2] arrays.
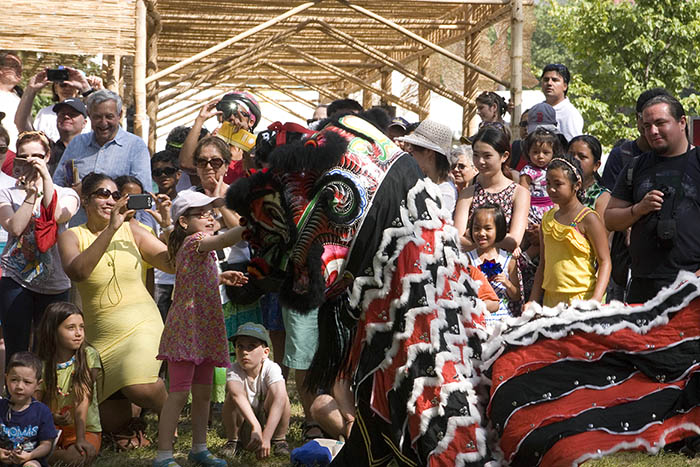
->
[[287, 45, 426, 115], [418, 55, 430, 120], [380, 69, 392, 106], [339, 0, 509, 87], [258, 79, 317, 109], [263, 62, 343, 101], [462, 9, 480, 136], [104, 55, 121, 93], [146, 1, 320, 84], [362, 89, 373, 108], [315, 21, 472, 106], [158, 61, 260, 111], [510, 0, 523, 142], [146, 0, 161, 153], [252, 91, 308, 122], [158, 21, 311, 94], [134, 0, 148, 140]]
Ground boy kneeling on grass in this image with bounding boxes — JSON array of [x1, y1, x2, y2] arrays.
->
[[223, 323, 290, 459]]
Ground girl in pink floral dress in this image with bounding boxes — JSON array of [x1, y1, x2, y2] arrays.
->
[[154, 191, 247, 467]]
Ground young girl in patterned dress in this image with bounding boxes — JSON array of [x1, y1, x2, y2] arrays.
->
[[153, 191, 248, 467], [519, 127, 566, 225], [568, 135, 611, 217], [466, 204, 521, 325]]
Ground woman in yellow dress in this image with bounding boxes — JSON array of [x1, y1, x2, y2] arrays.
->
[[58, 172, 174, 435]]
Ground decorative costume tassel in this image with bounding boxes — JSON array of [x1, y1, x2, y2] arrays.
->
[[305, 293, 356, 393]]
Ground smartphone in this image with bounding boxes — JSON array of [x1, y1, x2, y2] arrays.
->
[[127, 194, 153, 210], [47, 68, 69, 82]]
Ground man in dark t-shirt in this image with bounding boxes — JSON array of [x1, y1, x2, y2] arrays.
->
[[605, 94, 700, 303], [601, 88, 670, 190]]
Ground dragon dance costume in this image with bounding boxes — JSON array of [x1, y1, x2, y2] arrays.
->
[[227, 113, 700, 466]]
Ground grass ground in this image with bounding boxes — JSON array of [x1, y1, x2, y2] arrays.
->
[[92, 371, 700, 466]]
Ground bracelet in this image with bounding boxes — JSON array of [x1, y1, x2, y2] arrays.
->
[[24, 198, 35, 205], [82, 88, 95, 98]]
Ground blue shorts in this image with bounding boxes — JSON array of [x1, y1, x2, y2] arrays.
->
[[260, 293, 285, 332]]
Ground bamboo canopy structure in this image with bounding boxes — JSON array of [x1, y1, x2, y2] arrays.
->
[[150, 0, 531, 146], [3, 0, 532, 148]]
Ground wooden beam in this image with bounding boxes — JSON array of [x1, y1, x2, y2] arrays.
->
[[146, 1, 320, 84], [263, 62, 343, 101], [158, 63, 259, 112], [340, 0, 509, 87], [257, 78, 317, 109], [133, 0, 148, 140], [287, 45, 426, 115], [380, 69, 392, 106], [315, 21, 472, 106], [158, 20, 311, 94], [510, 0, 523, 142], [252, 90, 308, 122], [418, 55, 430, 120]]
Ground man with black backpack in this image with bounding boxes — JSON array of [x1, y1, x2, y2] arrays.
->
[[605, 94, 699, 303]]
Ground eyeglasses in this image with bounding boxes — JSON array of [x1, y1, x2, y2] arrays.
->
[[187, 209, 216, 219], [90, 188, 122, 201], [454, 163, 473, 171], [194, 158, 225, 170], [152, 167, 178, 177], [0, 146, 7, 153], [519, 121, 528, 128]]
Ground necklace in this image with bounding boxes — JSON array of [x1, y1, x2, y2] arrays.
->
[[56, 355, 75, 370]]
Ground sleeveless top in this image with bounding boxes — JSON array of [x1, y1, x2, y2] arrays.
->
[[583, 180, 609, 210], [541, 207, 598, 294], [469, 180, 516, 225]]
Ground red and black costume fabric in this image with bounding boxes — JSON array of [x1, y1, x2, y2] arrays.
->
[[227, 115, 491, 466], [483, 272, 700, 466]]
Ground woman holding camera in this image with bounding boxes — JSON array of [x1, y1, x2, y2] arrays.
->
[[0, 131, 80, 364], [58, 172, 174, 440]]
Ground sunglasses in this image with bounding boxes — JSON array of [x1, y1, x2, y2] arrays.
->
[[519, 121, 528, 128], [187, 209, 216, 219], [90, 188, 122, 201], [152, 167, 178, 177], [194, 158, 225, 170], [0, 146, 7, 153]]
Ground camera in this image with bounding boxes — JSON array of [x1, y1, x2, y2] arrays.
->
[[47, 67, 69, 82], [655, 184, 676, 247], [127, 194, 153, 210]]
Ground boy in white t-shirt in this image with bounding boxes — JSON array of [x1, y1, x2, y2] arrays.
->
[[223, 323, 290, 459]]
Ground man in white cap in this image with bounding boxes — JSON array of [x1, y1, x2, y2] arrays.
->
[[396, 120, 457, 213]]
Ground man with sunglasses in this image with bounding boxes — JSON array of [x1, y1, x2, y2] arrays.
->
[[540, 63, 583, 141], [179, 91, 261, 186]]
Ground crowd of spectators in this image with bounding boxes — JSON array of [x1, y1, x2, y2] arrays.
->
[[0, 53, 697, 467]]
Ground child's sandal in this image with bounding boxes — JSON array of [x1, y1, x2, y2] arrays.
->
[[301, 421, 325, 442]]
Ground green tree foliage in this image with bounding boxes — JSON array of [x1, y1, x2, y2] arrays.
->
[[532, 0, 700, 146]]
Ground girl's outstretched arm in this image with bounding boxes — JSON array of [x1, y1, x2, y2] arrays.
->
[[583, 212, 611, 302], [197, 226, 245, 252], [504, 258, 521, 301]]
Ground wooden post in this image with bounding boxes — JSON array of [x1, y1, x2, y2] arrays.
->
[[133, 0, 148, 140], [510, 0, 523, 142], [380, 69, 392, 106], [462, 10, 480, 136], [104, 55, 121, 94], [145, 0, 161, 154], [362, 88, 372, 108], [418, 55, 430, 120]]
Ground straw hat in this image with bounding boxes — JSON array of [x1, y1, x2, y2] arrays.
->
[[396, 120, 452, 156]]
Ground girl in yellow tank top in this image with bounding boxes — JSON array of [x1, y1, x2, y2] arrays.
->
[[530, 154, 611, 308]]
